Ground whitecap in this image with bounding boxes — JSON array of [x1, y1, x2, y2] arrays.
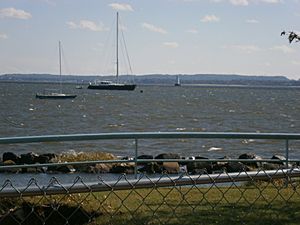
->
[[242, 139, 255, 144], [208, 147, 223, 152]]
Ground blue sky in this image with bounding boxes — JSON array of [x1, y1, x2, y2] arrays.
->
[[0, 0, 299, 79]]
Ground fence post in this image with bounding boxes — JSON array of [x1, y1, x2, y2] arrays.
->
[[135, 138, 138, 179], [285, 139, 289, 169]]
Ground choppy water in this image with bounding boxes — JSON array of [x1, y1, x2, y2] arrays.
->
[[1, 82, 300, 159]]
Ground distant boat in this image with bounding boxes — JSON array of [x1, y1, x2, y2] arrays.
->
[[36, 41, 77, 99], [88, 12, 136, 91], [175, 76, 181, 86]]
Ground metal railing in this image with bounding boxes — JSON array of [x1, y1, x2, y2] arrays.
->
[[0, 132, 300, 225], [0, 132, 300, 175]]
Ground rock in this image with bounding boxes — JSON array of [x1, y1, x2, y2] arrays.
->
[[155, 153, 180, 159], [137, 155, 154, 159], [187, 156, 213, 174], [19, 152, 39, 164], [238, 153, 263, 168], [212, 156, 230, 172], [48, 165, 76, 173], [110, 163, 135, 174], [226, 162, 250, 173], [270, 154, 292, 168], [138, 162, 160, 174], [41, 153, 57, 161], [271, 155, 286, 165], [161, 162, 180, 174], [35, 155, 52, 164], [0, 160, 21, 173], [3, 152, 20, 164], [262, 163, 281, 170], [87, 163, 112, 173]]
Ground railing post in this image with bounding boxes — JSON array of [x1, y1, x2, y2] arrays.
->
[[285, 139, 289, 169], [135, 138, 138, 179]]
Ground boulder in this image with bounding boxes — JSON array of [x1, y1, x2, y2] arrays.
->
[[19, 152, 39, 164], [187, 156, 213, 174], [238, 153, 263, 168], [161, 162, 180, 174], [270, 154, 292, 168], [35, 154, 56, 164], [2, 152, 20, 164], [0, 160, 21, 173], [137, 155, 154, 160], [87, 163, 112, 173], [138, 162, 160, 174], [155, 153, 180, 159], [212, 156, 230, 172], [110, 163, 135, 174], [226, 162, 250, 173], [48, 165, 76, 173], [271, 154, 286, 165]]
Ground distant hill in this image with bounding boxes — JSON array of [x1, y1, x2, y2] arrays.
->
[[0, 73, 299, 86]]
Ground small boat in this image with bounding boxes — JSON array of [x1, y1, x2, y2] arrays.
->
[[88, 12, 136, 91], [175, 76, 181, 86], [36, 41, 77, 99], [36, 89, 77, 99], [88, 80, 136, 91]]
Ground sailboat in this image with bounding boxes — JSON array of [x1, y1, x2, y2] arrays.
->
[[174, 75, 181, 86], [88, 12, 136, 91], [36, 41, 77, 99]]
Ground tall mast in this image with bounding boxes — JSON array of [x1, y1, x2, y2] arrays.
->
[[59, 41, 62, 93], [116, 12, 119, 83]]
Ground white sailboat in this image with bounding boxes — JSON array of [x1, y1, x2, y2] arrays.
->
[[175, 75, 181, 86], [88, 12, 136, 91], [36, 41, 77, 99]]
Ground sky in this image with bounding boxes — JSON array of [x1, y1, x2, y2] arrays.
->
[[0, 0, 299, 79]]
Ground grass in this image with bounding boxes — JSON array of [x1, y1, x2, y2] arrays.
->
[[10, 180, 299, 225]]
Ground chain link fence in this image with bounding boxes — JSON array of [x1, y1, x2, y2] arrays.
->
[[0, 166, 300, 225], [1, 132, 300, 224]]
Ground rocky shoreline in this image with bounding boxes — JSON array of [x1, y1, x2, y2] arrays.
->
[[0, 151, 295, 175]]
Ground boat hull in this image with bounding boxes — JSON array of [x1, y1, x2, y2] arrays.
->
[[36, 94, 77, 99], [87, 84, 136, 91]]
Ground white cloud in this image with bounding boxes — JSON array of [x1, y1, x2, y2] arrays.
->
[[66, 20, 107, 32], [201, 15, 220, 23], [0, 7, 32, 20], [258, 0, 281, 3], [246, 19, 259, 23], [230, 0, 249, 6], [186, 29, 199, 34], [0, 33, 8, 39], [271, 45, 295, 54], [141, 23, 167, 34], [208, 0, 282, 5], [163, 42, 179, 48], [223, 44, 261, 53], [109, 3, 134, 11]]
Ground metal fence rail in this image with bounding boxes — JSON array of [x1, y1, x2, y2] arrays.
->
[[1, 132, 300, 224]]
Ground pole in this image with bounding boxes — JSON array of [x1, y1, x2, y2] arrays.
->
[[116, 12, 119, 83]]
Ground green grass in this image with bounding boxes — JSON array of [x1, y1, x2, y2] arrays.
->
[[14, 181, 300, 225]]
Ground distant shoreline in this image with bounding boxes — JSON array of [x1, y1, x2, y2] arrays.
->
[[1, 80, 300, 89], [1, 73, 299, 87]]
